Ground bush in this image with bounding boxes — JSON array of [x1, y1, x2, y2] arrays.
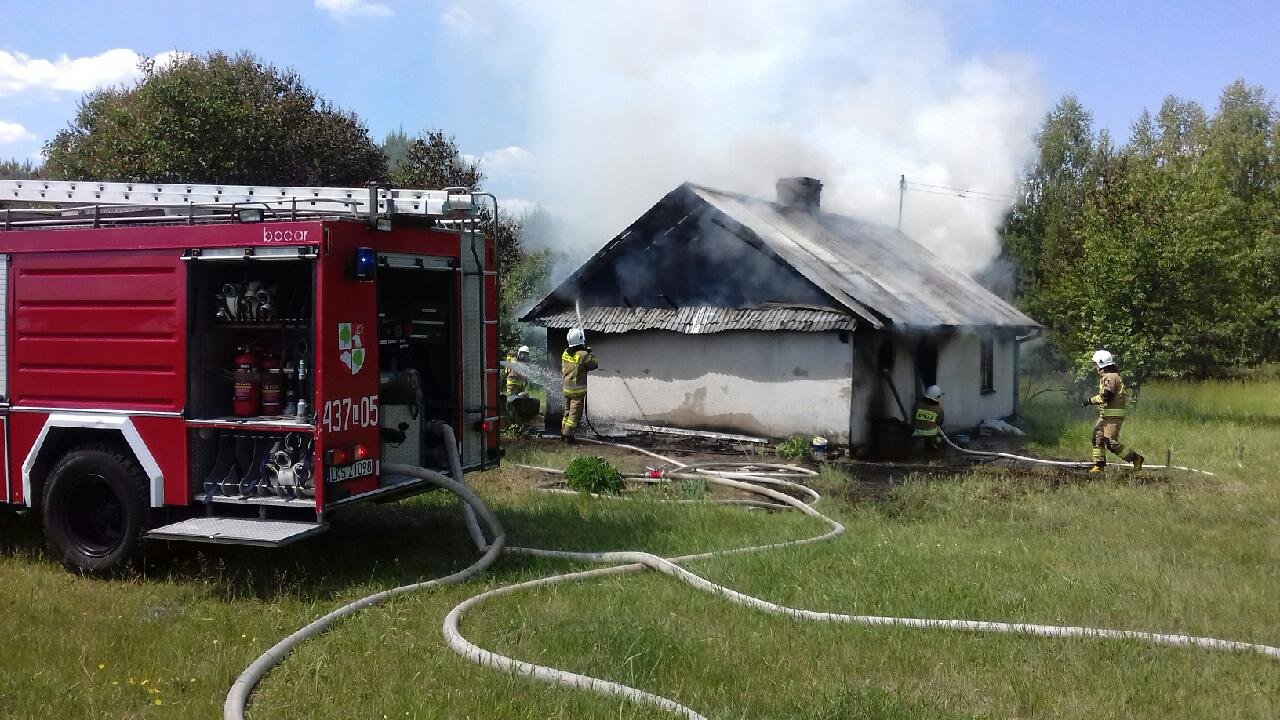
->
[[564, 456, 625, 495], [775, 435, 812, 460]]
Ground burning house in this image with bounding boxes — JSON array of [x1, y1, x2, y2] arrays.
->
[[521, 178, 1039, 448]]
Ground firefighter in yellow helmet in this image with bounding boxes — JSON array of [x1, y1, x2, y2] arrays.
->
[[913, 384, 945, 451], [560, 328, 598, 442], [1082, 350, 1144, 473]]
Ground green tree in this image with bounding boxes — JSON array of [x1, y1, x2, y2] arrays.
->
[[0, 159, 41, 179], [381, 126, 412, 178], [1003, 83, 1280, 379], [388, 129, 484, 190], [44, 52, 386, 185], [1001, 96, 1100, 332]]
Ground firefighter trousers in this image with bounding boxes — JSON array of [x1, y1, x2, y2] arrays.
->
[[562, 395, 585, 437], [1092, 417, 1138, 466]]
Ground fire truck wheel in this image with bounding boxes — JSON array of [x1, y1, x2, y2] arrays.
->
[[42, 444, 150, 574]]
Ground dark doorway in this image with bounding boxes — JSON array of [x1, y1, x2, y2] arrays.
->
[[916, 338, 939, 389]]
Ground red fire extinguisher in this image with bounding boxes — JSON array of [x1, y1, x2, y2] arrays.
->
[[260, 352, 283, 416], [233, 346, 261, 417]]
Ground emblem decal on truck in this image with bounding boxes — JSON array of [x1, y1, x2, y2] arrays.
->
[[337, 322, 366, 375]]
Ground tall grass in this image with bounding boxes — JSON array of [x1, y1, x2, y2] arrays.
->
[[2, 378, 1278, 718]]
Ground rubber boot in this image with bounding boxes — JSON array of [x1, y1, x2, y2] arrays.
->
[[1089, 462, 1105, 474], [1127, 452, 1144, 471]]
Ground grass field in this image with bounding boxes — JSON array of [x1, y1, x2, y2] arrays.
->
[[2, 378, 1278, 719]]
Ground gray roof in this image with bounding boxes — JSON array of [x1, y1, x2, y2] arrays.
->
[[689, 184, 1036, 329], [523, 182, 1038, 332], [530, 305, 857, 334]]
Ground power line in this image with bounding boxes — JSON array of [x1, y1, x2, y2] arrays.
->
[[905, 186, 1014, 203], [902, 180, 1017, 203]]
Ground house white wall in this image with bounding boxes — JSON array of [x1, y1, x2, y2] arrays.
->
[[584, 330, 855, 442], [932, 333, 1015, 428], [549, 327, 1018, 447]]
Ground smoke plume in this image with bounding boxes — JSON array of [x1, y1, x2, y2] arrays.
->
[[494, 1, 1041, 274]]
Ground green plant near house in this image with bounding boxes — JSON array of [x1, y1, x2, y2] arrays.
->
[[775, 434, 812, 460], [563, 455, 626, 495]]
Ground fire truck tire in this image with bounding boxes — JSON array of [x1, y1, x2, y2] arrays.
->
[[41, 444, 150, 574]]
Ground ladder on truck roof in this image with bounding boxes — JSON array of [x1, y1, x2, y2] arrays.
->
[[0, 178, 489, 230]]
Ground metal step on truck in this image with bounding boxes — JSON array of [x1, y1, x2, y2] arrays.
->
[[0, 179, 501, 572]]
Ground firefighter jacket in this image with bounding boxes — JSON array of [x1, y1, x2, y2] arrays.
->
[[561, 348, 598, 398], [504, 355, 527, 396], [913, 398, 944, 436], [1088, 371, 1128, 418]]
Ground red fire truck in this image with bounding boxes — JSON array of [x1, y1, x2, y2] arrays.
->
[[0, 179, 501, 572]]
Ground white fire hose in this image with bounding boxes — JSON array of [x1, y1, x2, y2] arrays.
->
[[939, 429, 1216, 475], [230, 435, 1269, 720]]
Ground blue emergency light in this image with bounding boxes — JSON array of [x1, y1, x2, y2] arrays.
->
[[350, 246, 377, 281]]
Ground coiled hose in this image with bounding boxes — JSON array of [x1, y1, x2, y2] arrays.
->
[[230, 436, 1270, 720]]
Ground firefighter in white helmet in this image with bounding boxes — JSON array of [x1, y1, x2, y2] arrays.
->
[[913, 384, 945, 451], [560, 328, 598, 442], [1082, 349, 1144, 473], [505, 345, 532, 399]]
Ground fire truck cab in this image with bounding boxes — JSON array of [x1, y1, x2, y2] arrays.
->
[[0, 180, 500, 572]]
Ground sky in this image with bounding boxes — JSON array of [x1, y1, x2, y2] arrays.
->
[[1, 0, 1277, 270]]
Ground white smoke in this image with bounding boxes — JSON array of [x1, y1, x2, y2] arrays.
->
[[491, 1, 1042, 273]]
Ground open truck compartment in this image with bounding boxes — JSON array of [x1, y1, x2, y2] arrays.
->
[[0, 179, 500, 567], [185, 252, 321, 507], [376, 256, 458, 470]]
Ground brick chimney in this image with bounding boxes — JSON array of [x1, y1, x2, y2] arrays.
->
[[775, 177, 822, 212]]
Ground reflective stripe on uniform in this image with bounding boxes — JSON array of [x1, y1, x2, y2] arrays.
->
[[1100, 408, 1127, 418], [562, 349, 586, 396], [914, 427, 939, 437]]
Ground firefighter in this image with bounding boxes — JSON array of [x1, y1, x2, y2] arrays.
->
[[913, 384, 945, 451], [505, 345, 531, 399], [561, 328, 598, 442], [1082, 349, 1145, 473]]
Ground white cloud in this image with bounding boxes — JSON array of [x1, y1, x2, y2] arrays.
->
[[315, 0, 392, 20], [0, 120, 35, 144], [152, 50, 195, 71], [440, 5, 490, 38], [0, 48, 145, 97], [495, 1, 1043, 273], [480, 145, 535, 179]]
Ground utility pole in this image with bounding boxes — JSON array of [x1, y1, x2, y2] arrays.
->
[[896, 174, 905, 230]]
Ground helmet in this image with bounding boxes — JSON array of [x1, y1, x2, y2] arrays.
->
[[1091, 349, 1115, 370], [924, 385, 944, 402], [517, 345, 530, 357], [566, 328, 586, 347]]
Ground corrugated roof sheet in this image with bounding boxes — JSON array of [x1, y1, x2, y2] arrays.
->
[[523, 182, 1039, 331], [531, 306, 856, 334], [687, 184, 1038, 329]]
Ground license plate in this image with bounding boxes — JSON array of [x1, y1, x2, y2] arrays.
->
[[328, 459, 375, 482]]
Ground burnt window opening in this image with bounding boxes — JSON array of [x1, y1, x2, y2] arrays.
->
[[916, 339, 939, 389], [877, 339, 895, 372], [980, 337, 995, 394]]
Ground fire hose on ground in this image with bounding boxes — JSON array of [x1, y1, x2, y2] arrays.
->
[[228, 434, 1269, 720]]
